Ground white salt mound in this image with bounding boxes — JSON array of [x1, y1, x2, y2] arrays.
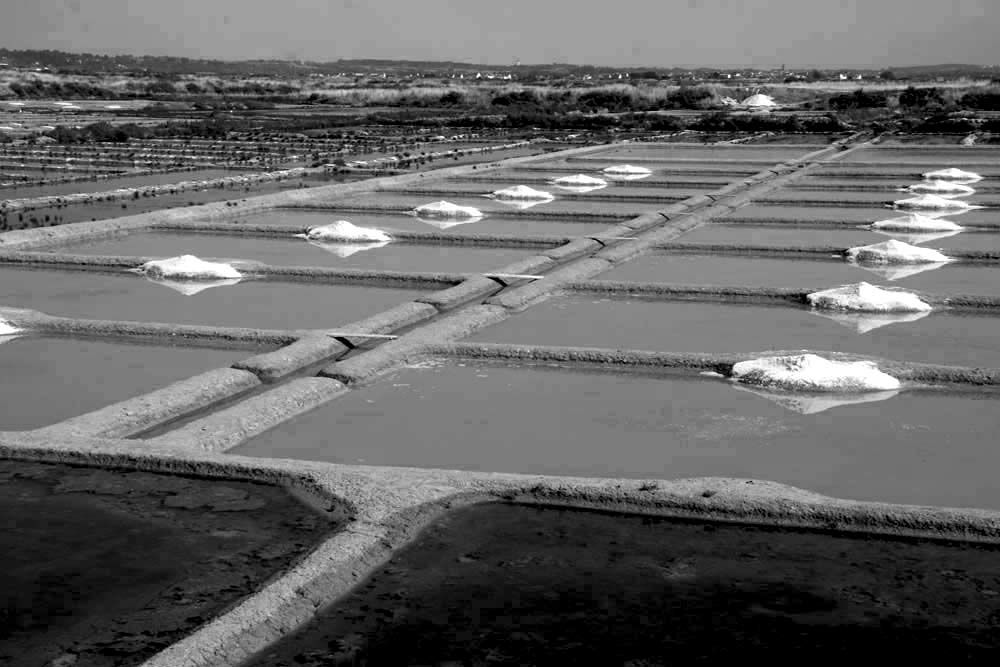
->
[[731, 354, 901, 392], [307, 240, 389, 258], [869, 213, 963, 233], [922, 168, 982, 183], [296, 220, 390, 242], [893, 194, 980, 211], [602, 164, 652, 176], [412, 200, 483, 219], [137, 255, 242, 281], [845, 239, 950, 265], [872, 229, 960, 246], [0, 318, 21, 336], [809, 309, 930, 334], [489, 185, 554, 201], [552, 174, 608, 187], [903, 180, 975, 197], [152, 278, 242, 296], [806, 282, 932, 313], [852, 262, 948, 282]]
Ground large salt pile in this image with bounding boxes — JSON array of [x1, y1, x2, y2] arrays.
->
[[901, 180, 976, 198], [809, 309, 930, 334], [551, 174, 608, 193], [922, 167, 982, 183], [487, 185, 555, 201], [412, 200, 484, 219], [601, 164, 652, 181], [893, 193, 981, 211], [806, 282, 932, 313], [869, 213, 963, 233], [136, 255, 243, 281], [734, 384, 900, 414], [844, 239, 951, 265], [295, 220, 391, 243], [731, 353, 901, 392]]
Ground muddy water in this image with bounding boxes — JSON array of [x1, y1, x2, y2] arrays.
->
[[234, 209, 615, 238], [596, 252, 1000, 296], [673, 223, 1000, 254], [233, 361, 1000, 508], [0, 265, 428, 330], [469, 296, 1000, 368], [333, 192, 665, 218], [723, 205, 1000, 226], [0, 335, 254, 430], [42, 231, 534, 273]]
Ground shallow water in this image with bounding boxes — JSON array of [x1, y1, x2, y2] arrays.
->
[[235, 209, 615, 237], [233, 361, 1000, 508], [469, 295, 1000, 368], [0, 169, 242, 199], [450, 169, 737, 187], [759, 189, 997, 207], [569, 145, 818, 162], [723, 205, 1000, 226], [596, 252, 1000, 296], [0, 265, 428, 330], [0, 335, 253, 430], [42, 231, 534, 273], [333, 192, 671, 218], [380, 180, 705, 201], [673, 223, 1000, 253]]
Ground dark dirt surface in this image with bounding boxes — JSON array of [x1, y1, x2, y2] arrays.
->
[[0, 461, 336, 667], [250, 503, 1000, 666]]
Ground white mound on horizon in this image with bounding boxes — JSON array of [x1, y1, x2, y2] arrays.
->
[[489, 185, 555, 201], [412, 200, 484, 219], [806, 282, 932, 313], [893, 193, 981, 211], [602, 164, 652, 176], [552, 174, 608, 187], [922, 167, 982, 183], [902, 180, 975, 198], [296, 220, 391, 243], [733, 384, 900, 414], [136, 255, 243, 281], [845, 239, 951, 265], [731, 353, 901, 393], [869, 213, 964, 233]]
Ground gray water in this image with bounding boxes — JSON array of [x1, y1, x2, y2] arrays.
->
[[232, 361, 1000, 509]]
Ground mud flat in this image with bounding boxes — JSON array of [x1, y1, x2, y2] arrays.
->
[[232, 360, 1000, 508], [0, 265, 429, 331], [0, 335, 254, 431], [468, 296, 1000, 368], [0, 460, 333, 667], [40, 231, 536, 274], [248, 502, 1000, 666]]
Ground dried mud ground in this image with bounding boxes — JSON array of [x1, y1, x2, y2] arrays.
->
[[0, 461, 335, 667], [251, 502, 1000, 666]]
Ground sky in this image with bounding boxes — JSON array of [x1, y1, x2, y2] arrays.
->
[[1, 0, 998, 68]]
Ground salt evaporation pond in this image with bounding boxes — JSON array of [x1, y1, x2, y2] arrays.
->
[[448, 170, 739, 187], [596, 252, 1000, 296], [469, 296, 1000, 368], [567, 145, 819, 162], [0, 169, 243, 199], [0, 265, 429, 330], [758, 189, 996, 207], [382, 180, 705, 201], [41, 231, 536, 273], [673, 223, 1000, 254], [333, 192, 664, 218], [232, 361, 1000, 509], [230, 210, 615, 238], [723, 205, 999, 227], [0, 335, 253, 430]]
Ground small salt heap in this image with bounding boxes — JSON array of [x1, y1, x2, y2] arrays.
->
[[902, 180, 976, 198], [134, 255, 243, 295], [731, 353, 901, 392], [601, 164, 652, 181], [551, 174, 608, 193], [844, 239, 951, 265], [869, 213, 963, 233], [922, 167, 982, 183], [412, 200, 484, 219], [488, 185, 555, 201], [295, 220, 391, 243], [893, 193, 981, 211], [806, 282, 932, 313]]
